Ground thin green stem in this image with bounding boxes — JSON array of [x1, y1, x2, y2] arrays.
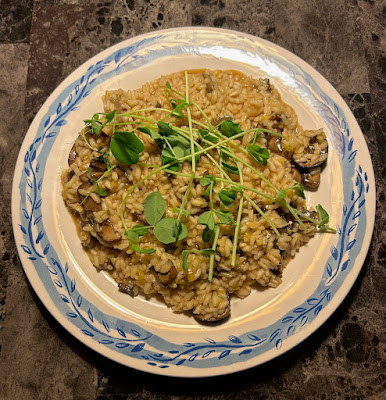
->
[[117, 107, 172, 117], [209, 225, 220, 282], [81, 127, 99, 152], [95, 165, 117, 184], [287, 203, 308, 231], [231, 162, 244, 266], [190, 101, 213, 131], [164, 137, 177, 157], [209, 182, 214, 211], [186, 71, 196, 174], [243, 194, 280, 237], [218, 148, 278, 193], [162, 169, 275, 202], [175, 72, 196, 223]]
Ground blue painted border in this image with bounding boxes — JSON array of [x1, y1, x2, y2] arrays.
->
[[15, 30, 371, 371]]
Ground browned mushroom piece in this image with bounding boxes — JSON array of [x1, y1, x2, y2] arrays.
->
[[280, 209, 318, 232], [194, 291, 230, 323], [68, 144, 78, 166], [292, 129, 328, 169], [77, 183, 102, 212], [79, 170, 104, 183], [90, 158, 107, 172], [80, 232, 97, 250], [164, 243, 178, 254], [290, 167, 302, 183], [82, 196, 102, 212], [262, 78, 272, 92], [269, 114, 282, 122], [277, 249, 291, 271], [97, 219, 121, 243], [118, 282, 135, 297], [203, 72, 215, 93], [153, 263, 178, 287], [268, 137, 292, 160], [268, 137, 283, 153], [212, 116, 233, 127], [302, 168, 321, 190], [67, 170, 75, 181]]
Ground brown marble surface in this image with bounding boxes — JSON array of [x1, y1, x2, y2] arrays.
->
[[0, 0, 385, 399]]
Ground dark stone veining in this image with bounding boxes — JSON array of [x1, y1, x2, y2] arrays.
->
[[0, 0, 384, 398]]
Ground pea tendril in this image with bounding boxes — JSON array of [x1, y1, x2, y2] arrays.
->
[[79, 71, 336, 282]]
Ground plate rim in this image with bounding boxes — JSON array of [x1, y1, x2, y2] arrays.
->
[[11, 27, 376, 377]]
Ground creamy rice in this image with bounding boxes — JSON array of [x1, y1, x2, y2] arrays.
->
[[62, 70, 328, 322]]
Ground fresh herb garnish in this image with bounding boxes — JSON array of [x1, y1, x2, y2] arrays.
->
[[80, 72, 335, 280], [96, 185, 107, 197], [153, 217, 188, 244], [221, 161, 239, 175], [218, 188, 238, 208], [143, 192, 166, 226], [275, 183, 305, 204], [84, 110, 117, 136], [316, 204, 336, 233], [219, 120, 242, 137], [202, 226, 215, 243], [110, 131, 144, 164], [137, 126, 164, 146], [246, 144, 270, 165], [197, 211, 215, 230], [173, 207, 191, 217], [199, 129, 219, 143], [130, 244, 156, 254]]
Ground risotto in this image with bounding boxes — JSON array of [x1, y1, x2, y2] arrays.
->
[[62, 70, 333, 322]]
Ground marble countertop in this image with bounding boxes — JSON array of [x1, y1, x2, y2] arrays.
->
[[0, 1, 384, 399]]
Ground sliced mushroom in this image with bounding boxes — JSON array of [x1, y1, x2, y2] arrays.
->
[[90, 158, 107, 172], [194, 290, 230, 323], [284, 209, 318, 228], [97, 219, 121, 243], [292, 129, 328, 168], [276, 208, 318, 233], [118, 282, 135, 297], [81, 233, 97, 249], [79, 170, 104, 183], [268, 137, 292, 159], [77, 183, 102, 212], [276, 248, 291, 271], [302, 168, 321, 190], [290, 167, 302, 183], [203, 72, 215, 93], [164, 243, 178, 254], [153, 263, 178, 287], [261, 78, 272, 92], [269, 114, 282, 122], [67, 170, 75, 181], [68, 144, 78, 166], [268, 137, 283, 153]]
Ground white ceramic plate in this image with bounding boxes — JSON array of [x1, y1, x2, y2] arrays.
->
[[12, 28, 375, 377]]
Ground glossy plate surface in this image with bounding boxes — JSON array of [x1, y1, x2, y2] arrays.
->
[[12, 28, 375, 377]]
